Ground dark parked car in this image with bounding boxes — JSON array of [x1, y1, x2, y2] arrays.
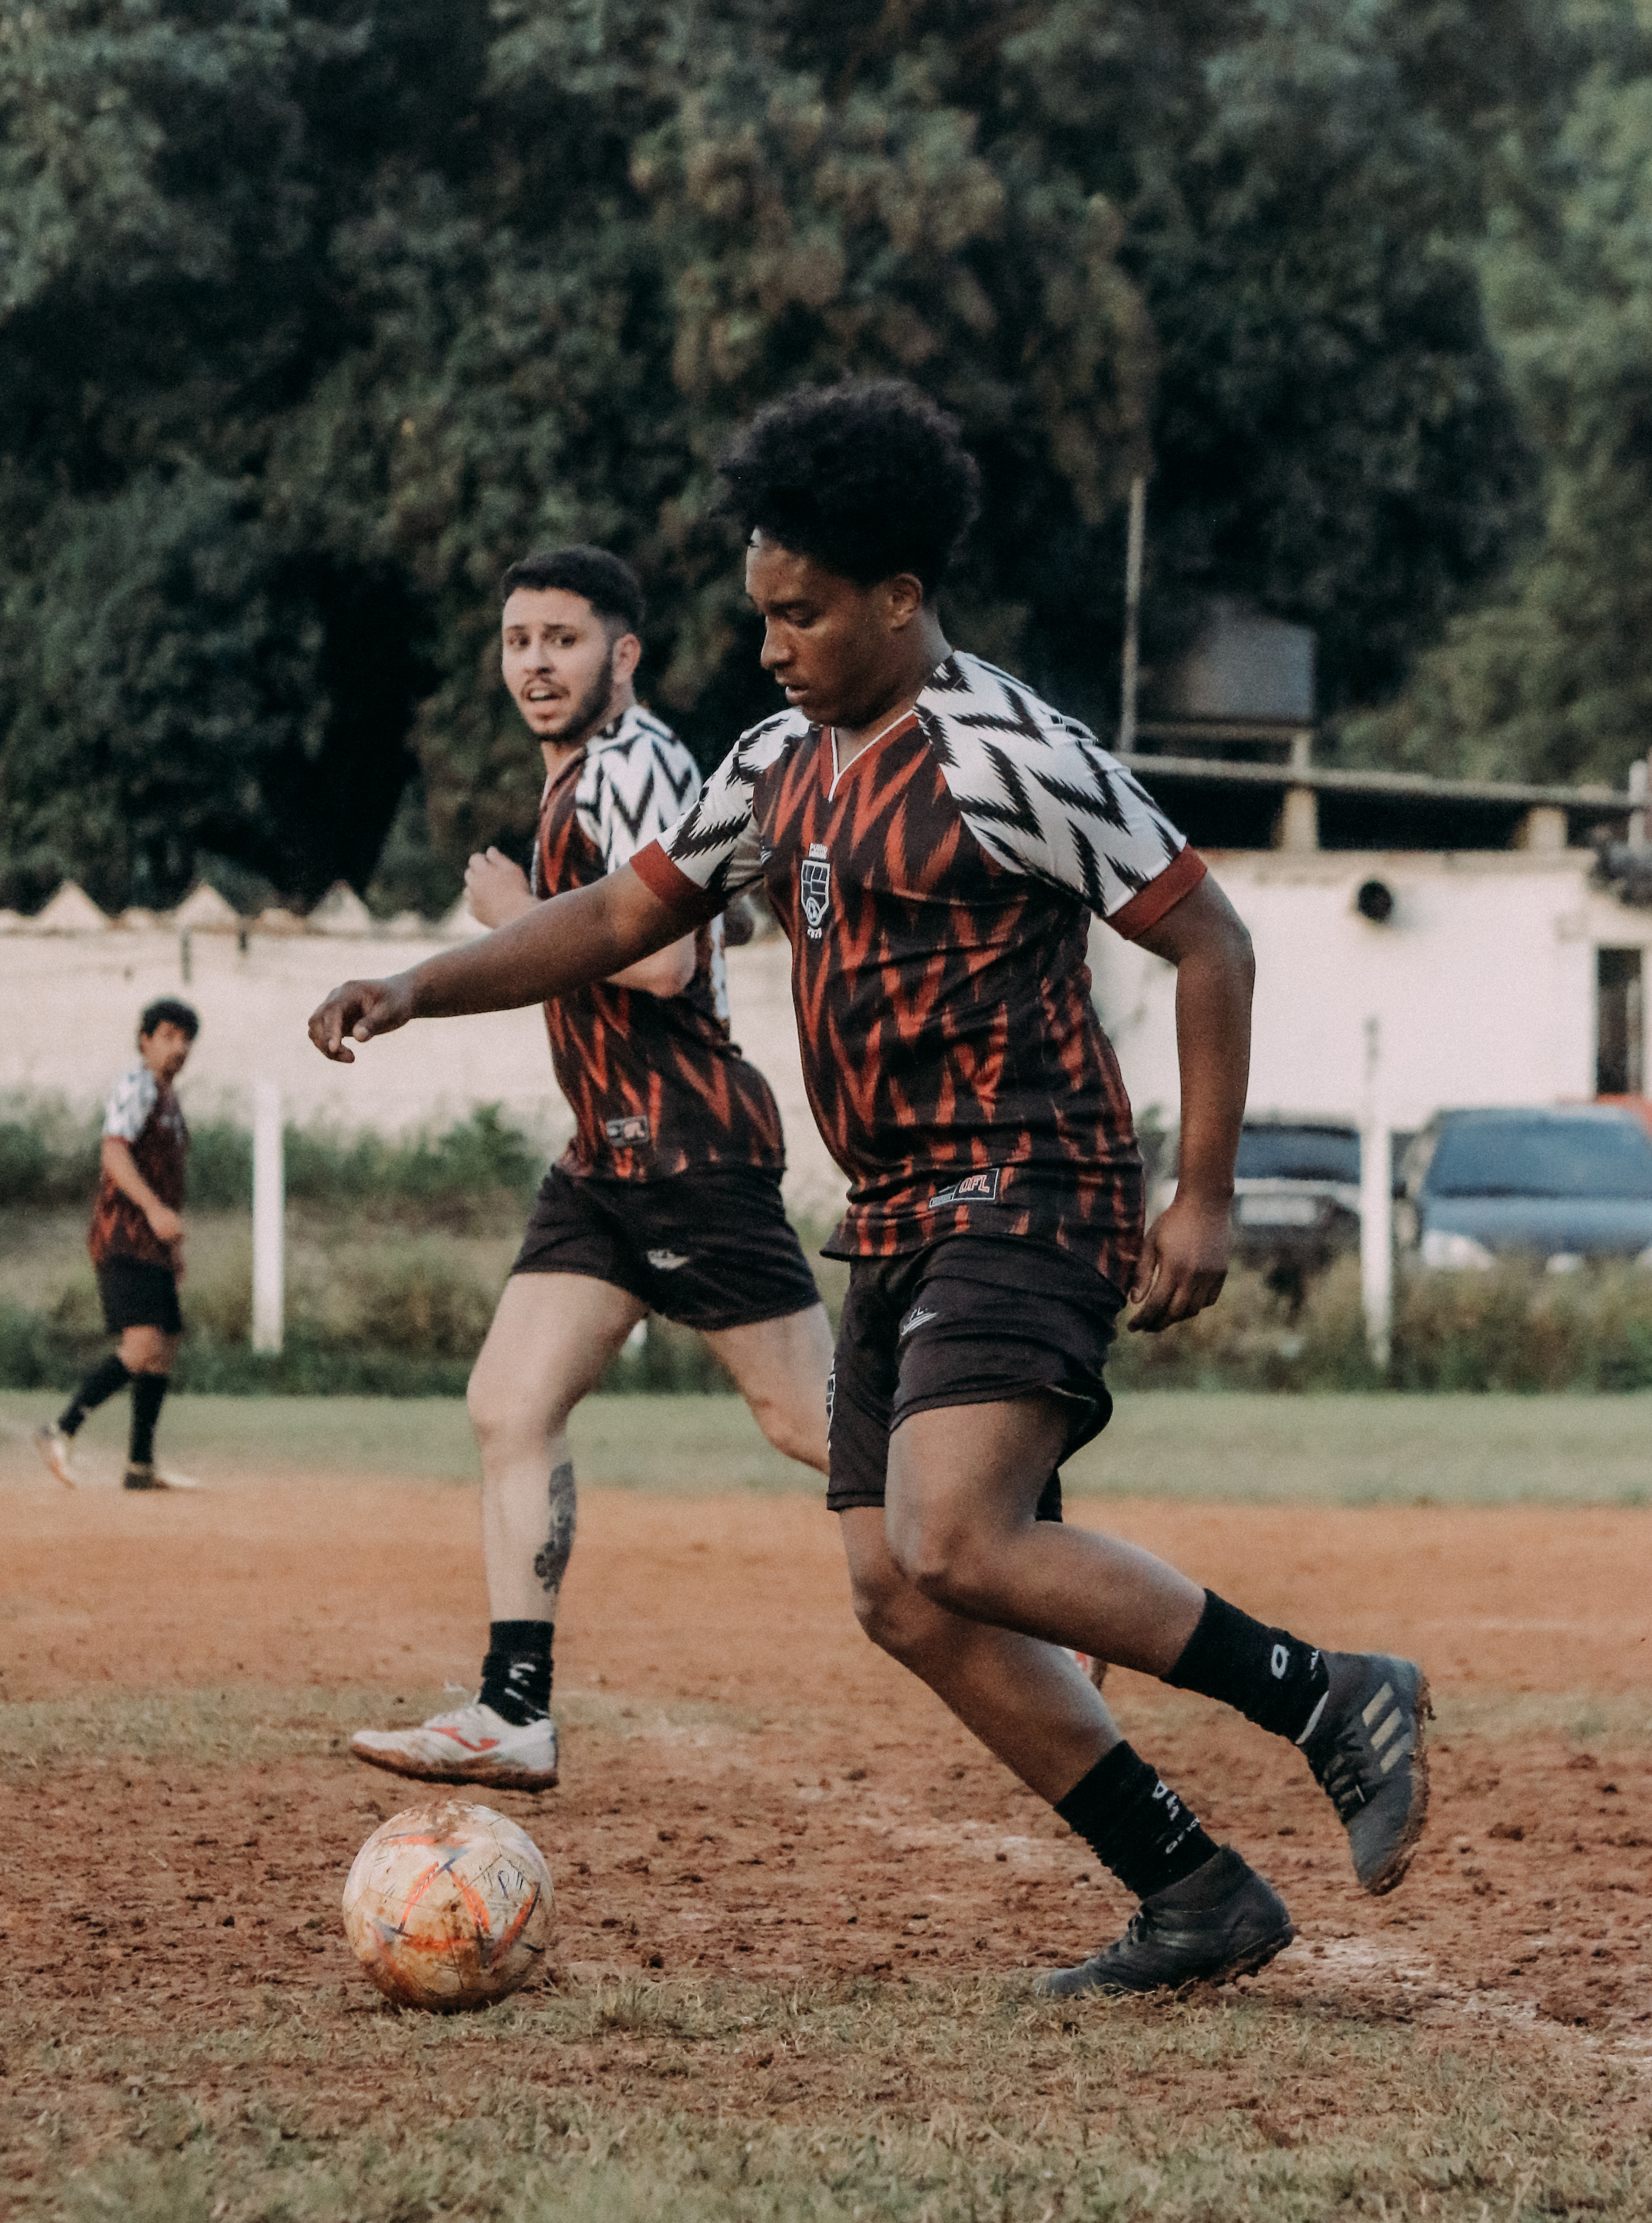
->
[[1405, 1106, 1652, 1270], [1228, 1120, 1363, 1299]]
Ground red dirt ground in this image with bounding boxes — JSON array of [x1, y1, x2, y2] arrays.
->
[[1, 1478, 1649, 2053]]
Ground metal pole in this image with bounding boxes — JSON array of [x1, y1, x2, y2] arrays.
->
[[1359, 1016, 1392, 1373], [1630, 757, 1649, 852], [252, 1079, 285, 1356], [1118, 474, 1146, 754]]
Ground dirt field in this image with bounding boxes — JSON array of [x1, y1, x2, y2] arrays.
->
[[1, 1425, 1650, 2218]]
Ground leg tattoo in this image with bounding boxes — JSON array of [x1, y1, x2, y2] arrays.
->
[[533, 1459, 577, 1601]]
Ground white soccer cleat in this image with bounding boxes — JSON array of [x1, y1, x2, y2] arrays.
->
[[350, 1701, 560, 1791], [34, 1424, 76, 1489]]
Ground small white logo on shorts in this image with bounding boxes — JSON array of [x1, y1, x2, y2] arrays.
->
[[899, 1305, 939, 1338], [605, 1113, 651, 1145], [646, 1249, 690, 1271]]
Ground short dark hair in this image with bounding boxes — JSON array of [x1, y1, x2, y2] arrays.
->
[[716, 379, 981, 593], [139, 998, 199, 1041], [499, 545, 645, 637]]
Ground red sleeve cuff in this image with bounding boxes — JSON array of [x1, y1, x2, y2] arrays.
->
[[631, 839, 725, 923], [1107, 843, 1207, 941]]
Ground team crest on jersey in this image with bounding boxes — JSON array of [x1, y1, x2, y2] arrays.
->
[[926, 1167, 1002, 1210], [800, 843, 832, 939], [605, 1113, 652, 1146]]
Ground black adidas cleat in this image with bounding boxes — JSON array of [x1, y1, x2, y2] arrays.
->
[[1035, 1848, 1294, 1998], [1301, 1652, 1431, 1895]]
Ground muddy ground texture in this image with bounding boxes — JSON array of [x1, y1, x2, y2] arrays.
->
[[1, 1473, 1650, 2205]]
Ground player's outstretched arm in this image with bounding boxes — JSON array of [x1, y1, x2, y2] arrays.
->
[[307, 865, 696, 1063], [1125, 875, 1254, 1333]]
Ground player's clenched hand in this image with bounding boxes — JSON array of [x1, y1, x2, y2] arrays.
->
[[145, 1202, 184, 1246], [465, 847, 535, 930], [1127, 1193, 1231, 1333], [308, 975, 416, 1063]]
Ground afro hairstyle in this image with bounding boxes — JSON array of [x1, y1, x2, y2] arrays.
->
[[139, 998, 199, 1042], [716, 379, 981, 594], [499, 545, 645, 637]]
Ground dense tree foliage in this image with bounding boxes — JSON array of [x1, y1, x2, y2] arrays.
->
[[1344, 40, 1652, 786], [0, 0, 1572, 912]]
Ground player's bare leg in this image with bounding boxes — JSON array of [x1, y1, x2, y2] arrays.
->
[[839, 1506, 1118, 1802], [470, 1273, 646, 1619], [706, 1302, 834, 1473], [350, 1272, 642, 1791], [836, 1397, 1291, 1993], [884, 1396, 1206, 1668], [883, 1395, 1429, 1914], [117, 1324, 178, 1376]]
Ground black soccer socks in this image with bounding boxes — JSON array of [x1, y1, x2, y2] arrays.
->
[[128, 1372, 170, 1467], [1165, 1589, 1330, 1744], [1056, 1742, 1217, 1901], [59, 1354, 131, 1436], [480, 1621, 554, 1726]]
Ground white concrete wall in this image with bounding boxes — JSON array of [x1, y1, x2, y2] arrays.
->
[[1089, 848, 1648, 1131], [10, 844, 1644, 1210], [0, 914, 848, 1222]]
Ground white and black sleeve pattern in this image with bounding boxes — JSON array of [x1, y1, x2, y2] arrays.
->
[[578, 707, 703, 872], [657, 712, 798, 902], [922, 653, 1187, 916], [103, 1065, 158, 1143]]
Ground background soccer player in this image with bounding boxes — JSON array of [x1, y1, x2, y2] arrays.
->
[[36, 997, 198, 1492], [350, 546, 833, 1793], [311, 400, 1429, 1994]]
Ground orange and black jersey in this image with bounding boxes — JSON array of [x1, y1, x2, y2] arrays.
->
[[631, 652, 1204, 1288], [534, 704, 784, 1182], [89, 1064, 188, 1269]]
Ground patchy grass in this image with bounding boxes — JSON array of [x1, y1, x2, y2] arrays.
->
[[9, 1387, 1652, 1503], [7, 1971, 1649, 2222], [1072, 1389, 1652, 1506], [0, 1684, 770, 1784]]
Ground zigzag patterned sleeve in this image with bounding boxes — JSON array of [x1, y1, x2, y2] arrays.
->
[[103, 1065, 158, 1142], [929, 671, 1203, 933], [633, 720, 783, 919], [590, 727, 703, 873]]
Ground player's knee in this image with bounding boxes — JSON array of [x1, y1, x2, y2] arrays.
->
[[847, 1558, 929, 1662], [890, 1512, 997, 1616], [465, 1371, 540, 1461], [465, 1369, 503, 1444], [749, 1393, 826, 1473]]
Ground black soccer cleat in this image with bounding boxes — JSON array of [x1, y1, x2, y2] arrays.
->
[[1034, 1848, 1295, 1998], [1300, 1651, 1431, 1895]]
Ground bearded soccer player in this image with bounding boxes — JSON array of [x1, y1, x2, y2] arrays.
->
[[36, 998, 198, 1492], [312, 396, 1429, 1992], [349, 545, 832, 1793]]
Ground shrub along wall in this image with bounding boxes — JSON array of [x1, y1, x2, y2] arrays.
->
[[8, 1092, 1652, 1394], [0, 1096, 542, 1214]]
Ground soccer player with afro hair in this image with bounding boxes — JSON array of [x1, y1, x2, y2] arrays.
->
[[313, 379, 1430, 1996]]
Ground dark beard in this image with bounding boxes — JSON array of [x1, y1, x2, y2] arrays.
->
[[563, 645, 616, 746]]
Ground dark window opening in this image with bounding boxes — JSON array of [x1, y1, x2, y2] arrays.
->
[[1596, 948, 1644, 1096]]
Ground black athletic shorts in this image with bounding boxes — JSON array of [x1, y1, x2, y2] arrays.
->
[[512, 1164, 821, 1332], [95, 1258, 183, 1336], [826, 1234, 1125, 1516]]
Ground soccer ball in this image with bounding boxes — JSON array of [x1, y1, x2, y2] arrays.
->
[[341, 1798, 554, 2011]]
